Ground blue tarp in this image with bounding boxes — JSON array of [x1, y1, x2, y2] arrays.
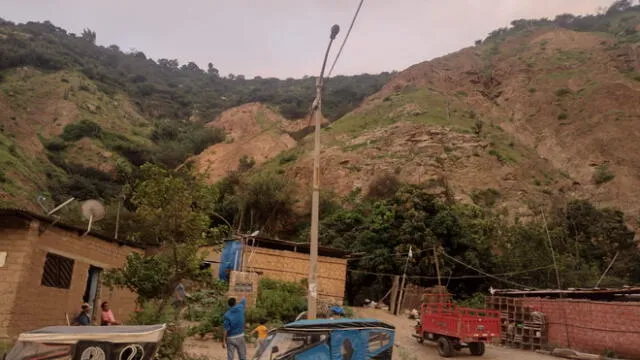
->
[[329, 306, 345, 316], [218, 240, 242, 281]]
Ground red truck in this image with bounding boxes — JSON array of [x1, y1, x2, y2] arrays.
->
[[413, 292, 500, 357]]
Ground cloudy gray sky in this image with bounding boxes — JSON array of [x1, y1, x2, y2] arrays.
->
[[1, 0, 614, 78]]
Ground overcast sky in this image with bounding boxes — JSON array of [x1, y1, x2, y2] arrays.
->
[[1, 0, 614, 79]]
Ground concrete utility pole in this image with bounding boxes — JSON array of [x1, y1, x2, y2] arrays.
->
[[307, 24, 340, 320]]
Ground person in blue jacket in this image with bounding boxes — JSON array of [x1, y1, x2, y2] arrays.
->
[[223, 297, 247, 360]]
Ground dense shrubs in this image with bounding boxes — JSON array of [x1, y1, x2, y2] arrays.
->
[[150, 119, 225, 168], [366, 173, 401, 200], [60, 119, 102, 141], [0, 20, 390, 122], [189, 278, 306, 339]]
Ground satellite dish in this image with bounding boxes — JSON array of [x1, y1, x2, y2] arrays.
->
[[81, 200, 105, 236]]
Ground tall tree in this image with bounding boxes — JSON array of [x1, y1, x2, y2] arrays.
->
[[104, 164, 219, 306], [81, 28, 96, 43]]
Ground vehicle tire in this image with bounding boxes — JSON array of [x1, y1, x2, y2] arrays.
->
[[469, 342, 485, 356], [418, 334, 424, 344], [437, 337, 454, 357]]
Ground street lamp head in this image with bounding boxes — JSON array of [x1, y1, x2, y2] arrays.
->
[[330, 24, 340, 40]]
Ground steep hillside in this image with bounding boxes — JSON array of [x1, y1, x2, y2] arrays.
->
[[189, 103, 296, 183], [224, 6, 640, 228], [0, 67, 152, 209], [360, 26, 640, 221], [0, 19, 388, 211]]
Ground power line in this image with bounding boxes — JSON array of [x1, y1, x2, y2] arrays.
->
[[441, 252, 539, 290], [327, 0, 365, 78], [348, 264, 555, 281]]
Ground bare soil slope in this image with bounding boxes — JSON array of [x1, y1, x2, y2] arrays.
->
[[188, 103, 298, 184], [264, 27, 640, 226]]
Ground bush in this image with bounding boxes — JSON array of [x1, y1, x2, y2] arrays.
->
[[127, 303, 184, 360], [183, 284, 228, 322], [188, 297, 227, 339], [42, 137, 68, 152], [366, 173, 400, 200], [149, 120, 225, 168], [238, 155, 256, 172], [557, 112, 568, 120], [471, 188, 501, 208], [457, 292, 486, 309], [473, 119, 484, 135], [488, 149, 508, 163], [61, 119, 102, 141], [278, 152, 298, 165], [555, 88, 572, 97], [593, 164, 615, 185], [254, 278, 307, 324]]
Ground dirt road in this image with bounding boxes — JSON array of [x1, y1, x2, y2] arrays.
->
[[354, 308, 553, 360], [183, 308, 555, 360]]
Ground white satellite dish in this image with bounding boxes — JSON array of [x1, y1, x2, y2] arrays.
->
[[81, 199, 105, 236]]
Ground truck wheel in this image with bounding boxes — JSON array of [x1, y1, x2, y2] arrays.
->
[[469, 342, 485, 356], [437, 337, 454, 357]]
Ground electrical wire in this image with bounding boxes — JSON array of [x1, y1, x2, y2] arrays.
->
[[441, 252, 539, 289], [347, 264, 555, 280], [327, 0, 365, 78]]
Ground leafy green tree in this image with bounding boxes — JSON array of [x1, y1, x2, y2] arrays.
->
[[213, 171, 296, 235], [81, 28, 96, 43], [207, 62, 219, 76], [104, 164, 219, 310]]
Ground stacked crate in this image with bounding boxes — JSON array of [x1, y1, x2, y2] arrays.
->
[[486, 296, 547, 351]]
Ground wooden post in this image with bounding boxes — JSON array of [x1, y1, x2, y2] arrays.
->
[[390, 275, 400, 314], [397, 273, 407, 315], [433, 246, 441, 286]]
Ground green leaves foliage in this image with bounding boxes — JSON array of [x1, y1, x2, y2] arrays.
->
[[315, 184, 640, 304]]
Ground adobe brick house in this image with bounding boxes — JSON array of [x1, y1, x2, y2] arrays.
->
[[199, 237, 350, 304], [0, 209, 143, 339]]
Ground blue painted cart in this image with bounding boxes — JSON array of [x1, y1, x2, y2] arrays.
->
[[252, 318, 395, 360]]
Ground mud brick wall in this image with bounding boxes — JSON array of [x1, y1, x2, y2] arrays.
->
[[242, 247, 347, 304], [0, 217, 141, 338], [0, 219, 32, 339], [522, 297, 640, 359]]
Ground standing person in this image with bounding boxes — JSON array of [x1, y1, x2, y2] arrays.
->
[[72, 303, 92, 326], [222, 297, 246, 360], [250, 321, 268, 352], [100, 301, 121, 326]]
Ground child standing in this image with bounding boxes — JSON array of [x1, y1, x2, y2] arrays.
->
[[250, 321, 269, 352]]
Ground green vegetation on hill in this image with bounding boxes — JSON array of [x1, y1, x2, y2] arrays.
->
[[482, 0, 640, 45], [2, 0, 640, 310], [312, 181, 640, 303], [0, 18, 390, 122], [0, 18, 389, 207]]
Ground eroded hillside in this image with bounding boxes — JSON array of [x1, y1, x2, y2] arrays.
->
[[195, 23, 640, 228]]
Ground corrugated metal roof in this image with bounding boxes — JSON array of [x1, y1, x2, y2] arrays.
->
[[492, 286, 640, 297], [226, 236, 351, 258], [0, 208, 146, 249]]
